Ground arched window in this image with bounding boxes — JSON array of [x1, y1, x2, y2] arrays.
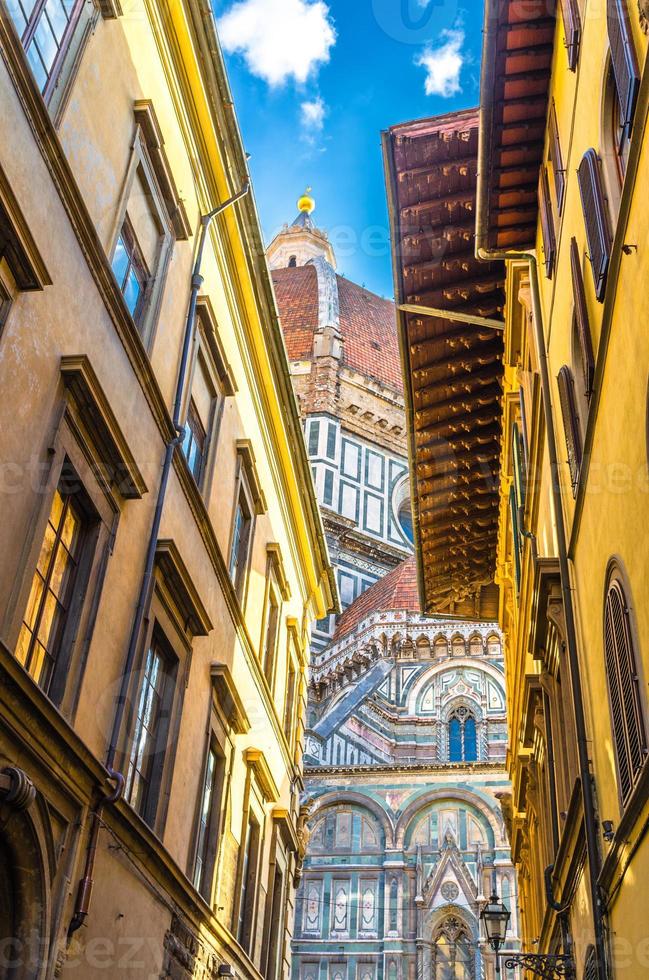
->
[[288, 255, 297, 267], [432, 916, 474, 979], [604, 574, 647, 803], [448, 707, 478, 763]]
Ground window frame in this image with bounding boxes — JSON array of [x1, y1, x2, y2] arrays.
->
[[7, 0, 98, 121], [191, 734, 228, 903], [228, 477, 254, 603], [603, 565, 648, 808], [8, 411, 118, 715], [119, 560, 199, 835], [109, 124, 174, 349], [123, 626, 178, 827], [15, 462, 94, 698], [284, 626, 300, 754], [228, 443, 266, 607], [236, 809, 262, 955]]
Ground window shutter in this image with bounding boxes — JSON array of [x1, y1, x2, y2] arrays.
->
[[509, 485, 521, 590], [607, 0, 640, 135], [538, 166, 556, 278], [561, 0, 581, 69], [557, 366, 582, 493], [548, 101, 565, 212], [570, 238, 595, 397], [583, 947, 598, 980], [512, 423, 526, 514], [577, 150, 612, 302], [605, 580, 648, 804]]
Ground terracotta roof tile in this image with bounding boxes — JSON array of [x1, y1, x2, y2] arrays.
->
[[271, 265, 402, 392], [336, 276, 402, 390], [333, 557, 420, 641], [271, 265, 319, 361]]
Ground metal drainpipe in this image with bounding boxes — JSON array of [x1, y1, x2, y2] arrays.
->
[[67, 182, 249, 940]]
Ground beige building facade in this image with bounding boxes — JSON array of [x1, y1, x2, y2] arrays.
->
[[0, 1, 335, 978]]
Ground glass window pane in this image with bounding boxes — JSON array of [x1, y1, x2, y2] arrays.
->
[[111, 235, 129, 289], [464, 717, 477, 761], [123, 267, 141, 317], [36, 522, 56, 577], [29, 641, 49, 686], [25, 40, 48, 91], [32, 15, 58, 75], [49, 543, 75, 600], [60, 503, 81, 554], [22, 574, 45, 632], [449, 717, 462, 761], [9, 1, 29, 36], [45, 0, 70, 43]]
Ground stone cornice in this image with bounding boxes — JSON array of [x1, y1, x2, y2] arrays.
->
[[304, 760, 508, 778]]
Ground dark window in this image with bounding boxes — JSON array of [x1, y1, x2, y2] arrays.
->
[[125, 635, 176, 825], [262, 585, 280, 682], [512, 423, 526, 514], [284, 655, 297, 743], [326, 422, 337, 459], [193, 741, 225, 901], [561, 0, 581, 69], [111, 218, 149, 323], [604, 576, 647, 804], [308, 421, 320, 457], [557, 365, 583, 495], [548, 101, 565, 212], [237, 814, 261, 953], [448, 708, 478, 762], [577, 149, 613, 302], [182, 398, 207, 483], [538, 165, 556, 278], [583, 946, 598, 980], [607, 0, 640, 144], [570, 237, 595, 399], [398, 498, 414, 544], [509, 485, 522, 591], [16, 480, 85, 693], [323, 469, 334, 506], [0, 279, 12, 334], [9, 0, 84, 98], [265, 866, 286, 980], [288, 255, 297, 268], [229, 488, 252, 595]]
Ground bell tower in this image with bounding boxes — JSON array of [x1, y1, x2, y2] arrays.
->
[[267, 188, 337, 270]]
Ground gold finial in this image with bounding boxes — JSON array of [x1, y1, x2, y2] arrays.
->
[[297, 186, 315, 214]]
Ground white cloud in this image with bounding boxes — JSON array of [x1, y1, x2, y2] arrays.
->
[[301, 96, 326, 132], [415, 28, 465, 98], [218, 0, 336, 87]]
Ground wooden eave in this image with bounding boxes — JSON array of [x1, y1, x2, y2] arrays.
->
[[384, 109, 505, 621], [483, 0, 557, 250]]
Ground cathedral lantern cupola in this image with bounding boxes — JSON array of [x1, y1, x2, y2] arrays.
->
[[267, 187, 337, 269]]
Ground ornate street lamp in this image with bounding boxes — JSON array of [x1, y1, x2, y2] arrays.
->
[[480, 892, 575, 979]]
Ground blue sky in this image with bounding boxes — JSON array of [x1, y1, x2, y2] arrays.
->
[[215, 0, 484, 299]]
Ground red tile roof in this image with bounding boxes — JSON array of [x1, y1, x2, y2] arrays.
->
[[336, 276, 402, 390], [272, 265, 319, 361], [333, 557, 420, 641], [271, 265, 402, 392]]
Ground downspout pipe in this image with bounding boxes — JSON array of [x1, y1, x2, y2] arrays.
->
[[67, 183, 249, 941], [106, 181, 249, 772], [475, 5, 607, 976]]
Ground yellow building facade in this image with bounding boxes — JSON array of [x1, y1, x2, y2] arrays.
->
[[478, 0, 649, 976], [0, 1, 335, 977]]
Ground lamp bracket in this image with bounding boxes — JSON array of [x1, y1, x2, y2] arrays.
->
[[501, 953, 575, 979]]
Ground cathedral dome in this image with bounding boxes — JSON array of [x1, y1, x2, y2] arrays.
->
[[333, 556, 420, 641]]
